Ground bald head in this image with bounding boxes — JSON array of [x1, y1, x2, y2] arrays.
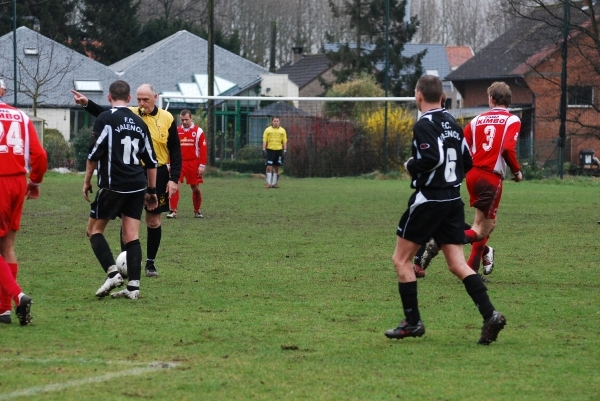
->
[[136, 84, 158, 114]]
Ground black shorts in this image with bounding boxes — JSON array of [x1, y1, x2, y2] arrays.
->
[[90, 188, 145, 220], [147, 165, 170, 214], [396, 187, 465, 246], [266, 149, 283, 167]]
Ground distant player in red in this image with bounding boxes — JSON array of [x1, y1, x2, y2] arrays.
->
[[168, 109, 207, 218], [0, 79, 47, 325], [463, 81, 522, 275]]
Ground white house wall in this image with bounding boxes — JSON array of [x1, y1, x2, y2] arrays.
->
[[35, 108, 71, 140]]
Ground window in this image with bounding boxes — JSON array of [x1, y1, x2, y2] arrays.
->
[[23, 47, 38, 56], [74, 80, 102, 92], [568, 86, 593, 107]]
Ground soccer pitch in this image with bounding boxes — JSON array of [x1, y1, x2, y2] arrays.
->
[[1, 172, 599, 400]]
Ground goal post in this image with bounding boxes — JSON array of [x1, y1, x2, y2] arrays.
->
[[158, 95, 416, 177]]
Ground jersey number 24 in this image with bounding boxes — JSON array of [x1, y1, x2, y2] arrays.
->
[[0, 121, 24, 154]]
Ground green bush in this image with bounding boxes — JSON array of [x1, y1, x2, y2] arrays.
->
[[71, 127, 94, 172], [43, 129, 73, 169], [236, 146, 263, 161], [521, 157, 544, 180]]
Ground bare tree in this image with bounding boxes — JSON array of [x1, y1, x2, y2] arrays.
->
[[506, 0, 600, 139], [138, 0, 207, 23], [0, 33, 82, 116], [410, 0, 508, 51]]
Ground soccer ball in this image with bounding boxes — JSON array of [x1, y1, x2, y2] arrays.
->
[[116, 251, 128, 278]]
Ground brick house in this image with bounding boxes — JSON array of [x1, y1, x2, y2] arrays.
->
[[446, 1, 600, 167]]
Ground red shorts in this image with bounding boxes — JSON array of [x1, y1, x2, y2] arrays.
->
[[179, 160, 203, 185], [0, 175, 27, 236], [466, 168, 503, 219]]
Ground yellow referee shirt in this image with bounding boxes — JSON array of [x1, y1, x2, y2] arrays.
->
[[263, 126, 287, 151]]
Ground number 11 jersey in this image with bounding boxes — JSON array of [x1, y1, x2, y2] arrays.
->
[[88, 107, 158, 193]]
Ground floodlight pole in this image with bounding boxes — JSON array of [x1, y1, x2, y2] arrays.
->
[[383, 0, 390, 174], [12, 0, 17, 106], [207, 0, 215, 166], [558, 0, 569, 179]]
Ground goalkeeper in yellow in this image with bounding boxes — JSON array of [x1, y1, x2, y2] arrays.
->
[[262, 116, 287, 188]]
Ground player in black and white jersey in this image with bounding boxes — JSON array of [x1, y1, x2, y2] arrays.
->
[[83, 80, 159, 300], [385, 75, 507, 345]]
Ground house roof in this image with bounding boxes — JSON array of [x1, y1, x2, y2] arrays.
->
[[445, 46, 474, 71], [111, 30, 269, 102], [0, 28, 270, 108], [0, 26, 118, 107], [323, 42, 452, 80], [403, 43, 451, 80], [447, 2, 599, 82], [275, 54, 331, 89]]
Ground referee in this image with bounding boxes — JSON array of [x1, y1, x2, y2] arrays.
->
[[262, 116, 287, 188], [72, 84, 181, 278], [83, 80, 158, 300]]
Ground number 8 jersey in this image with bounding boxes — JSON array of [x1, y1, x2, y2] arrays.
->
[[0, 102, 47, 182], [463, 107, 521, 177], [406, 108, 472, 189]]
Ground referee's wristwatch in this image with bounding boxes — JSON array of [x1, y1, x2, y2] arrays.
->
[[146, 187, 156, 194]]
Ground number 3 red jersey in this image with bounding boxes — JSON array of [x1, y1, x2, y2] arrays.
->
[[0, 102, 47, 182], [463, 107, 521, 177]]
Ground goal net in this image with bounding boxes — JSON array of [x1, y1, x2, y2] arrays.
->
[[158, 95, 415, 177]]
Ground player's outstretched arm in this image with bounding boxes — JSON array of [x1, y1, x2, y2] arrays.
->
[[71, 90, 88, 107]]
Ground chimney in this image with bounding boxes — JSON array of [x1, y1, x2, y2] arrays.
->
[[292, 46, 304, 64], [269, 21, 277, 72]]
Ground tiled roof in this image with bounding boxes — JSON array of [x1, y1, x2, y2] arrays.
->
[[447, 2, 598, 81], [0, 27, 118, 107], [276, 54, 331, 89], [0, 28, 270, 108], [323, 42, 452, 80], [402, 43, 451, 80], [445, 46, 473, 70], [112, 30, 269, 101]]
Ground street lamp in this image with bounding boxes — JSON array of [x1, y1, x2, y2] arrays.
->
[[12, 0, 16, 106], [10, 0, 41, 106]]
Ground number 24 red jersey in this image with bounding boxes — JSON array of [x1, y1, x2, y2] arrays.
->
[[0, 102, 47, 182]]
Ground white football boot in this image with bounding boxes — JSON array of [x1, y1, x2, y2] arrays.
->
[[111, 288, 140, 300], [95, 272, 124, 298], [482, 247, 495, 275]]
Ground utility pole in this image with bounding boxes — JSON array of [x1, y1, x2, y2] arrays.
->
[[208, 0, 215, 166], [558, 0, 569, 179], [269, 21, 277, 72], [383, 0, 390, 173], [12, 0, 17, 106]]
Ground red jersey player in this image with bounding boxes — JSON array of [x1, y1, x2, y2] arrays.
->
[[463, 81, 522, 275], [168, 109, 207, 218], [0, 79, 47, 325]]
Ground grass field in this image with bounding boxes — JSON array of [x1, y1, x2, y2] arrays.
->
[[1, 172, 600, 400]]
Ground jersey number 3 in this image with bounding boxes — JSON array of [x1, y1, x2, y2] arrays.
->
[[482, 126, 496, 151], [0, 121, 24, 155]]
